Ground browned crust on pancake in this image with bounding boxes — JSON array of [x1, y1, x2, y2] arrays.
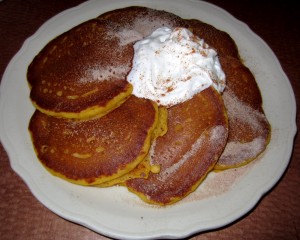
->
[[27, 19, 133, 118], [98, 6, 188, 25], [220, 56, 263, 110], [97, 6, 188, 38], [28, 96, 158, 185], [215, 56, 271, 169], [186, 19, 239, 59]]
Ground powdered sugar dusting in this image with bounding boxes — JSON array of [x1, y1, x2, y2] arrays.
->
[[157, 125, 226, 182], [131, 16, 179, 37], [108, 14, 180, 47], [115, 29, 143, 46], [183, 164, 251, 203], [223, 89, 268, 134], [219, 89, 269, 166], [79, 65, 130, 83], [210, 125, 228, 143], [219, 137, 265, 166]]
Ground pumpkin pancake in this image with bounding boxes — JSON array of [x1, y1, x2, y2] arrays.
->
[[28, 96, 158, 185], [186, 18, 271, 170], [125, 87, 228, 205], [97, 6, 188, 39], [97, 156, 160, 188], [27, 19, 133, 119], [97, 106, 168, 187], [214, 56, 271, 170], [186, 19, 239, 59]]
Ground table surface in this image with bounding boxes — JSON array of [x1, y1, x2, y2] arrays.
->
[[0, 0, 299, 239]]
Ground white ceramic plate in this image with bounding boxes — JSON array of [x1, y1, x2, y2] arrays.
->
[[0, 0, 296, 239]]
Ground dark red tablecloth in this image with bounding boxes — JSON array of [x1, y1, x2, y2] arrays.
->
[[0, 1, 299, 239]]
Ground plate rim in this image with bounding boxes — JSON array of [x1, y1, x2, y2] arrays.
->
[[0, 0, 297, 239]]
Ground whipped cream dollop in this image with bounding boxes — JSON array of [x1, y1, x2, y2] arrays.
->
[[127, 27, 226, 107]]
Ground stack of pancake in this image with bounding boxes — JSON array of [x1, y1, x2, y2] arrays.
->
[[28, 7, 271, 205]]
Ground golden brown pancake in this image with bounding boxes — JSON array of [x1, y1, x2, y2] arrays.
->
[[186, 19, 239, 59], [97, 6, 188, 38], [125, 87, 228, 205], [97, 156, 160, 188], [97, 106, 167, 187], [28, 96, 158, 185], [27, 19, 133, 119], [186, 18, 271, 170], [214, 56, 271, 169]]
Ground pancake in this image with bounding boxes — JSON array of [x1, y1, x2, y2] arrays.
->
[[97, 106, 167, 187], [186, 18, 271, 170], [125, 87, 228, 205], [186, 19, 239, 59], [27, 19, 133, 119], [214, 56, 271, 169], [97, 6, 188, 38], [98, 155, 160, 188], [28, 96, 158, 185]]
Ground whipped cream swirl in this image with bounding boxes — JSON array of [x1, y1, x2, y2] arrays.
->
[[127, 27, 226, 107]]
